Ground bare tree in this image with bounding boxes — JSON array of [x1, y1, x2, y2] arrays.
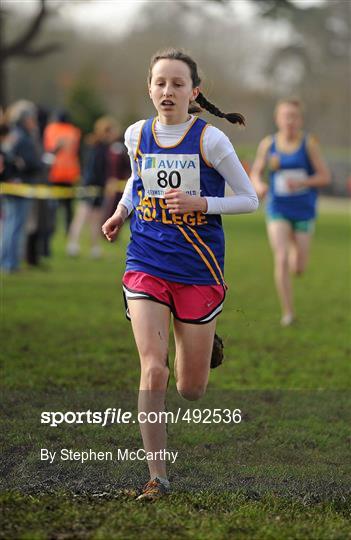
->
[[0, 0, 62, 107]]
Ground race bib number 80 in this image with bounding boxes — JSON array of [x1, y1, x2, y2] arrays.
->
[[141, 154, 200, 198]]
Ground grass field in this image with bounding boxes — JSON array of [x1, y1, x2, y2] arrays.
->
[[1, 202, 350, 539]]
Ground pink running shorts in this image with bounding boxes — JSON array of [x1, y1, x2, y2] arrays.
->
[[122, 270, 226, 324]]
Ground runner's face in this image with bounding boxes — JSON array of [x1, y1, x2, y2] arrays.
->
[[275, 104, 303, 137], [149, 59, 199, 125]]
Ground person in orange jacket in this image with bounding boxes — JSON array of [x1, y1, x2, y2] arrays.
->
[[43, 110, 81, 233]]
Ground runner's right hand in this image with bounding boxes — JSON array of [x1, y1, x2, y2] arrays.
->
[[102, 210, 126, 242]]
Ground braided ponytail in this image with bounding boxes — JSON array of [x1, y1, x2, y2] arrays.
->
[[196, 92, 245, 126]]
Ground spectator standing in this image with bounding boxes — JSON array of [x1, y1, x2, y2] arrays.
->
[[66, 116, 118, 258], [43, 110, 81, 233], [0, 101, 42, 273]]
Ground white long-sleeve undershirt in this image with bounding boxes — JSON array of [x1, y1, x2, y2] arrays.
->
[[119, 116, 258, 215]]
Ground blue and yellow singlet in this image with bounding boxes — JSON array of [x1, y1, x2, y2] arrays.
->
[[267, 134, 317, 221], [125, 117, 226, 285]]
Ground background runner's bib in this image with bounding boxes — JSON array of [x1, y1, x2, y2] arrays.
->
[[274, 169, 308, 196], [141, 154, 200, 198], [267, 134, 317, 221]]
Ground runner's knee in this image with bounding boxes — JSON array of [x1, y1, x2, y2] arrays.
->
[[177, 382, 207, 401], [141, 361, 169, 390]]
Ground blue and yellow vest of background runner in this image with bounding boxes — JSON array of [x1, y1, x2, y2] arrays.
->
[[267, 134, 317, 222], [126, 116, 226, 286]]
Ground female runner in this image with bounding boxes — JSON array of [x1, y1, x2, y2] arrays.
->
[[102, 49, 258, 500], [251, 99, 331, 326]]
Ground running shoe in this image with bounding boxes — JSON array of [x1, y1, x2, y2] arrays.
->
[[211, 333, 224, 369], [135, 477, 170, 502], [280, 314, 295, 327], [66, 242, 80, 257]]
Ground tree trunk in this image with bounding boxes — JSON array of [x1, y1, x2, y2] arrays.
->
[[0, 9, 6, 109]]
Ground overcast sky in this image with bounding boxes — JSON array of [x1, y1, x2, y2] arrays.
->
[[4, 0, 326, 37]]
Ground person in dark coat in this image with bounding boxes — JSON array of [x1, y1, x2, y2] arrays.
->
[[0, 101, 43, 273]]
